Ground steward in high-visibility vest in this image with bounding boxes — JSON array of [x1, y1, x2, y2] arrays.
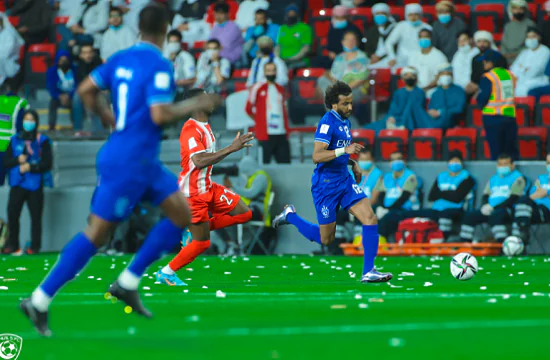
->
[[234, 156, 272, 226], [477, 49, 519, 161]]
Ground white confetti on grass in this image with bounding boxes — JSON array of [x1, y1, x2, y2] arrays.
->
[[243, 257, 250, 261], [183, 289, 189, 293], [399, 272, 415, 277], [186, 315, 200, 322], [330, 304, 346, 309], [358, 303, 368, 309], [423, 282, 433, 287], [256, 266, 265, 269], [224, 272, 231, 275], [518, 272, 524, 275], [250, 276, 259, 279], [88, 276, 94, 279], [145, 293, 153, 297], [127, 327, 136, 335], [524, 282, 529, 286], [216, 290, 226, 298], [346, 264, 352, 268], [309, 272, 314, 276], [487, 298, 497, 303], [204, 265, 210, 269], [520, 294, 527, 299], [533, 292, 544, 297], [143, 286, 150, 290], [388, 338, 405, 348], [355, 294, 362, 300], [480, 286, 487, 290], [502, 294, 511, 300], [0, 286, 8, 290], [202, 286, 208, 289]]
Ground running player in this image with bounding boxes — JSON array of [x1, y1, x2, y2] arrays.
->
[[156, 89, 254, 286], [20, 5, 220, 336], [272, 81, 392, 283]]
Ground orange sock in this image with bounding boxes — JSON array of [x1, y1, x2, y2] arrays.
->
[[209, 210, 252, 231], [168, 240, 210, 272]]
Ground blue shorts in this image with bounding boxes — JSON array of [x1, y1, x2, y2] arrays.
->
[[91, 161, 179, 222], [311, 171, 366, 225]]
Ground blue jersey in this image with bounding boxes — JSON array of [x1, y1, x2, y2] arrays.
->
[[90, 42, 176, 174], [313, 110, 352, 177]]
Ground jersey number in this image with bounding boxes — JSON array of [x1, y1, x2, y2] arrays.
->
[[352, 184, 363, 194], [116, 82, 129, 131], [220, 188, 236, 205]]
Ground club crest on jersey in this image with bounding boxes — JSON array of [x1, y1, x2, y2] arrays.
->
[[0, 334, 23, 360], [321, 205, 330, 219]]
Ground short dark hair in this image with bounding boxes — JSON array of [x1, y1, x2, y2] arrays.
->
[[448, 150, 464, 162], [390, 151, 403, 158], [185, 88, 206, 100], [139, 4, 169, 36], [214, 3, 229, 14], [359, 146, 373, 156], [497, 153, 513, 162], [207, 39, 221, 47], [324, 81, 352, 109], [419, 28, 432, 37], [167, 29, 183, 42], [256, 9, 267, 17], [457, 30, 470, 40], [110, 6, 123, 16], [23, 109, 40, 125]]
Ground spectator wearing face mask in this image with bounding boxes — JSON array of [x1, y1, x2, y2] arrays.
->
[[46, 50, 76, 131], [209, 3, 245, 65], [194, 39, 231, 93], [111, 0, 150, 35], [163, 30, 196, 97], [466, 31, 507, 96], [432, 1, 467, 62], [322, 6, 362, 68], [2, 110, 52, 255], [275, 4, 313, 70], [246, 36, 288, 88], [451, 31, 480, 90], [246, 62, 291, 164], [364, 3, 397, 69], [100, 7, 137, 62], [244, 9, 280, 62], [366, 67, 425, 134], [384, 3, 432, 67], [510, 27, 550, 97], [73, 44, 102, 134], [235, 0, 269, 32], [407, 28, 447, 98], [501, 0, 535, 64]]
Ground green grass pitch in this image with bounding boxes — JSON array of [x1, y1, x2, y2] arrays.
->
[[1, 254, 550, 360]]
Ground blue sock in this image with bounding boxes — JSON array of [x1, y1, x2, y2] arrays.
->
[[362, 225, 379, 274], [287, 213, 322, 245], [40, 232, 97, 297], [128, 219, 183, 277]]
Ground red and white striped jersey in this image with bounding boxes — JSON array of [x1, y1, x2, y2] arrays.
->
[[178, 119, 216, 197]]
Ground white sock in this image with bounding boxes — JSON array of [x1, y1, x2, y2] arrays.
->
[[162, 265, 175, 276], [31, 288, 52, 312], [117, 269, 140, 290]]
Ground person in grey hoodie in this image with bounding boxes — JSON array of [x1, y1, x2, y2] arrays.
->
[[501, 0, 535, 64]]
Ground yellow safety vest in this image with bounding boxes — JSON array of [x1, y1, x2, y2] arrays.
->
[[481, 68, 516, 117], [241, 170, 272, 227]]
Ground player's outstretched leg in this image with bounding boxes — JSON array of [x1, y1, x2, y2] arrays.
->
[[349, 199, 392, 283], [272, 205, 322, 245]]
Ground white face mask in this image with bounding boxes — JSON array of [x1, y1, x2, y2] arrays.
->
[[438, 74, 453, 87], [459, 44, 471, 53], [525, 38, 539, 50], [165, 42, 181, 55], [205, 49, 220, 58]]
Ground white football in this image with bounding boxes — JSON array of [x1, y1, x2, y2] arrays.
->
[[502, 236, 524, 256], [450, 252, 478, 281]]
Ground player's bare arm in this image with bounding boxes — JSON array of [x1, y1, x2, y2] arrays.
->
[[192, 132, 255, 169], [348, 158, 362, 183], [150, 94, 222, 125], [78, 77, 116, 127], [312, 141, 364, 164]]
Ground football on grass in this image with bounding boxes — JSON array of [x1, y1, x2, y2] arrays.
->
[[450, 252, 478, 281], [502, 236, 524, 256]]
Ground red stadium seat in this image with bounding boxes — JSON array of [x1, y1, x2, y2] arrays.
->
[[535, 103, 550, 126], [443, 127, 477, 160], [289, 68, 326, 120], [515, 96, 535, 127], [310, 15, 331, 39], [518, 127, 548, 160], [369, 67, 392, 102], [471, 11, 500, 33], [193, 41, 206, 49], [24, 43, 56, 89], [454, 5, 471, 23], [232, 69, 250, 79], [474, 4, 505, 17], [376, 129, 409, 160], [8, 16, 19, 27], [410, 128, 443, 160], [528, 3, 539, 20], [467, 98, 483, 128], [389, 6, 404, 22], [349, 8, 373, 23], [540, 95, 550, 104], [477, 129, 492, 160], [351, 129, 375, 148], [54, 16, 69, 25], [422, 6, 436, 23]]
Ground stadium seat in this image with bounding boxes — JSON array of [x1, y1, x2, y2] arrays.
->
[[389, 6, 404, 22], [467, 98, 483, 128], [443, 127, 477, 160], [471, 11, 500, 33], [454, 5, 471, 23], [515, 96, 535, 127], [535, 103, 550, 126], [289, 68, 326, 123], [409, 128, 443, 161], [8, 16, 19, 27], [518, 127, 548, 160], [375, 129, 409, 160], [24, 43, 56, 89], [351, 129, 375, 148], [422, 6, 436, 23], [310, 15, 331, 39], [476, 129, 492, 160], [474, 4, 505, 17], [528, 3, 539, 20], [54, 16, 69, 25], [369, 68, 392, 102], [349, 7, 373, 23], [541, 95, 550, 104]]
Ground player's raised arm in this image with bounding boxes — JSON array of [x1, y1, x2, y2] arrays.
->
[[192, 132, 255, 169], [150, 94, 222, 126]]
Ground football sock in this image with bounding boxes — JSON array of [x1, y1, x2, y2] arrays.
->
[[161, 265, 175, 276], [362, 225, 379, 274], [168, 239, 211, 272], [209, 210, 252, 231], [122, 219, 184, 290], [35, 232, 97, 309], [287, 212, 322, 245]]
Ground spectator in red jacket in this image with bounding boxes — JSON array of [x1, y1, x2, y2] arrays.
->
[[245, 62, 291, 164]]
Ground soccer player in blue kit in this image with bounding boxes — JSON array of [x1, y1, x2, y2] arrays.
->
[[273, 81, 392, 283], [20, 5, 222, 337]]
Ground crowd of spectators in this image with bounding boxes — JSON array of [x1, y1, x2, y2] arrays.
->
[[2, 0, 550, 151]]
